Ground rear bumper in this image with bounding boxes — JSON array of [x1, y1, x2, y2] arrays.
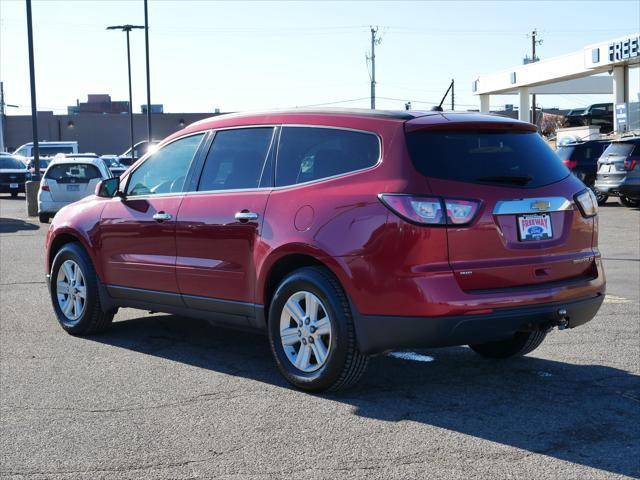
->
[[0, 183, 26, 193], [594, 179, 625, 195], [353, 294, 604, 355], [39, 200, 67, 214]]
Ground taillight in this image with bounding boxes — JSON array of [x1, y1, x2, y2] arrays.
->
[[624, 158, 638, 171], [379, 194, 480, 226], [574, 189, 598, 218], [41, 181, 50, 192], [562, 159, 578, 169]]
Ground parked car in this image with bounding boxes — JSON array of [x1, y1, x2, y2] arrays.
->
[[44, 109, 605, 392], [563, 103, 614, 133], [100, 155, 127, 177], [556, 140, 610, 204], [26, 158, 52, 176], [13, 141, 79, 159], [594, 137, 640, 207], [619, 157, 640, 204], [0, 153, 31, 197], [38, 155, 111, 223], [118, 140, 159, 166]]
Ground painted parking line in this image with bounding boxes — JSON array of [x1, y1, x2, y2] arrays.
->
[[604, 295, 632, 304], [388, 351, 435, 363]]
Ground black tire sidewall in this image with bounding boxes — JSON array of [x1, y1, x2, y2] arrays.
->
[[50, 243, 99, 334], [619, 196, 639, 208], [268, 268, 351, 392]]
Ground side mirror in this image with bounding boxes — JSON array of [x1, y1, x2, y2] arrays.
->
[[96, 177, 121, 198]]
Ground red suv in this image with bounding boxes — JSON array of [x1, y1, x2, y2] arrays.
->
[[45, 109, 605, 391]]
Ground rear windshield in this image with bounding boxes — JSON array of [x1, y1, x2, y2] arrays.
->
[[0, 157, 25, 169], [555, 145, 576, 160], [602, 142, 637, 157], [45, 164, 102, 183], [406, 130, 570, 188]]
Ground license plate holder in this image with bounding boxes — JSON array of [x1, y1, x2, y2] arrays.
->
[[9, 183, 19, 189], [517, 213, 553, 241], [67, 184, 80, 191]]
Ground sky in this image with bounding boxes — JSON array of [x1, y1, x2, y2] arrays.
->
[[1, 0, 639, 116]]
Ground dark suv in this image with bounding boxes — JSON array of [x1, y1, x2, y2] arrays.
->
[[556, 140, 610, 204], [44, 110, 605, 392]]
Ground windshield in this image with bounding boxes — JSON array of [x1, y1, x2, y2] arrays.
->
[[0, 157, 25, 169], [406, 130, 570, 188]]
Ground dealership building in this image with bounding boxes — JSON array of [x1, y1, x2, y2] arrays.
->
[[473, 33, 640, 132]]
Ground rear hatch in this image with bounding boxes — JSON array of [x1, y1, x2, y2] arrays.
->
[[44, 163, 103, 202], [404, 119, 598, 292], [596, 141, 636, 187]]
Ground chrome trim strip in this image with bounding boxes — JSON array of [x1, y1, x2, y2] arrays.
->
[[493, 197, 572, 215]]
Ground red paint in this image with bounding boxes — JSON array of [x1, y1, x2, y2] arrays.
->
[[46, 110, 605, 322]]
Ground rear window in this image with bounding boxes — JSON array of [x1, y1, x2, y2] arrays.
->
[[45, 164, 102, 183], [276, 127, 380, 187], [555, 146, 577, 161], [406, 131, 570, 188], [602, 142, 637, 157], [0, 157, 25, 169]]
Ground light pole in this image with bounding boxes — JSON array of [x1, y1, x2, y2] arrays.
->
[[107, 24, 144, 160], [143, 0, 152, 144]]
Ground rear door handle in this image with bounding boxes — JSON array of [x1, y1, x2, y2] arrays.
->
[[152, 212, 173, 222], [235, 211, 259, 222]]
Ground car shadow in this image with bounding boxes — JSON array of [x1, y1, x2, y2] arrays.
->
[[0, 217, 40, 233], [89, 314, 640, 478]]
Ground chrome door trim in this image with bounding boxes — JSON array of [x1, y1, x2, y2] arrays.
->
[[493, 197, 572, 215]]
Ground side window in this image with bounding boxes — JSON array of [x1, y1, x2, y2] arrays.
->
[[126, 133, 204, 196], [197, 128, 274, 191], [275, 127, 380, 187]]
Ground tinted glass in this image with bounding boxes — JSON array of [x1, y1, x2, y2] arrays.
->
[[406, 131, 570, 188], [126, 134, 204, 196], [0, 157, 25, 169], [602, 142, 636, 157], [40, 146, 75, 156], [198, 128, 274, 191], [45, 164, 102, 183], [276, 127, 380, 187], [555, 146, 577, 161]]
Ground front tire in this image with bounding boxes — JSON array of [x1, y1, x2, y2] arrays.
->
[[50, 242, 114, 335], [39, 213, 49, 223], [267, 267, 368, 392], [469, 330, 547, 359], [619, 195, 639, 208]]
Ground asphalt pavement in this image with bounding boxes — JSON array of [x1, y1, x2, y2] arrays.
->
[[0, 195, 638, 479]]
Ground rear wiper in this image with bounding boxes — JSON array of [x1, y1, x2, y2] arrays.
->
[[475, 175, 533, 186]]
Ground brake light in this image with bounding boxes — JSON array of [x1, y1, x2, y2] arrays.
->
[[41, 183, 50, 192], [379, 194, 480, 226], [562, 158, 577, 169], [574, 189, 598, 218], [624, 158, 638, 171]]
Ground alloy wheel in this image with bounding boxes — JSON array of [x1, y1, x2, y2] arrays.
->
[[56, 259, 87, 323], [280, 291, 332, 373]]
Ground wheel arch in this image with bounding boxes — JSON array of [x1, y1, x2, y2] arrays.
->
[[47, 228, 97, 276]]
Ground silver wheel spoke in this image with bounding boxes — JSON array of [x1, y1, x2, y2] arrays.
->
[[57, 281, 70, 295], [74, 297, 83, 318], [281, 327, 300, 346], [305, 292, 319, 323], [295, 344, 312, 370], [62, 297, 74, 316], [62, 262, 74, 283], [284, 299, 305, 325], [75, 286, 87, 299], [311, 339, 328, 366], [315, 317, 331, 336]]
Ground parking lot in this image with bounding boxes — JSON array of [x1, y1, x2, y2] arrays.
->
[[0, 196, 638, 479]]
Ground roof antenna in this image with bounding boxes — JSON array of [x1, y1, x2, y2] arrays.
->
[[434, 79, 455, 111]]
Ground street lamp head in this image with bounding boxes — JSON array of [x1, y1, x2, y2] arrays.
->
[[106, 25, 145, 32]]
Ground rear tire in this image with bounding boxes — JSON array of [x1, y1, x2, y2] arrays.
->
[[38, 213, 49, 223], [267, 266, 368, 392], [619, 195, 639, 208], [590, 187, 608, 206], [11, 192, 18, 198], [50, 242, 115, 335], [469, 330, 547, 359]]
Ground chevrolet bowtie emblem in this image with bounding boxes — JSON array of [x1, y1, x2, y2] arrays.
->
[[531, 200, 551, 211]]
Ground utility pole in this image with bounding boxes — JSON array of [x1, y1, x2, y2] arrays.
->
[[26, 0, 40, 179], [143, 0, 152, 143], [367, 27, 381, 110], [451, 78, 455, 111], [0, 82, 5, 152], [530, 28, 543, 125], [107, 24, 144, 161]]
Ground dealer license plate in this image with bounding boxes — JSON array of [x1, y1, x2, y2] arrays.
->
[[67, 184, 80, 191], [9, 183, 19, 189], [518, 213, 553, 241]]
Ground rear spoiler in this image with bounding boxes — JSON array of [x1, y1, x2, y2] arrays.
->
[[405, 114, 537, 133]]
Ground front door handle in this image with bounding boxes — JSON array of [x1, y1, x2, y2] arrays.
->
[[235, 211, 259, 222], [152, 212, 173, 222]]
